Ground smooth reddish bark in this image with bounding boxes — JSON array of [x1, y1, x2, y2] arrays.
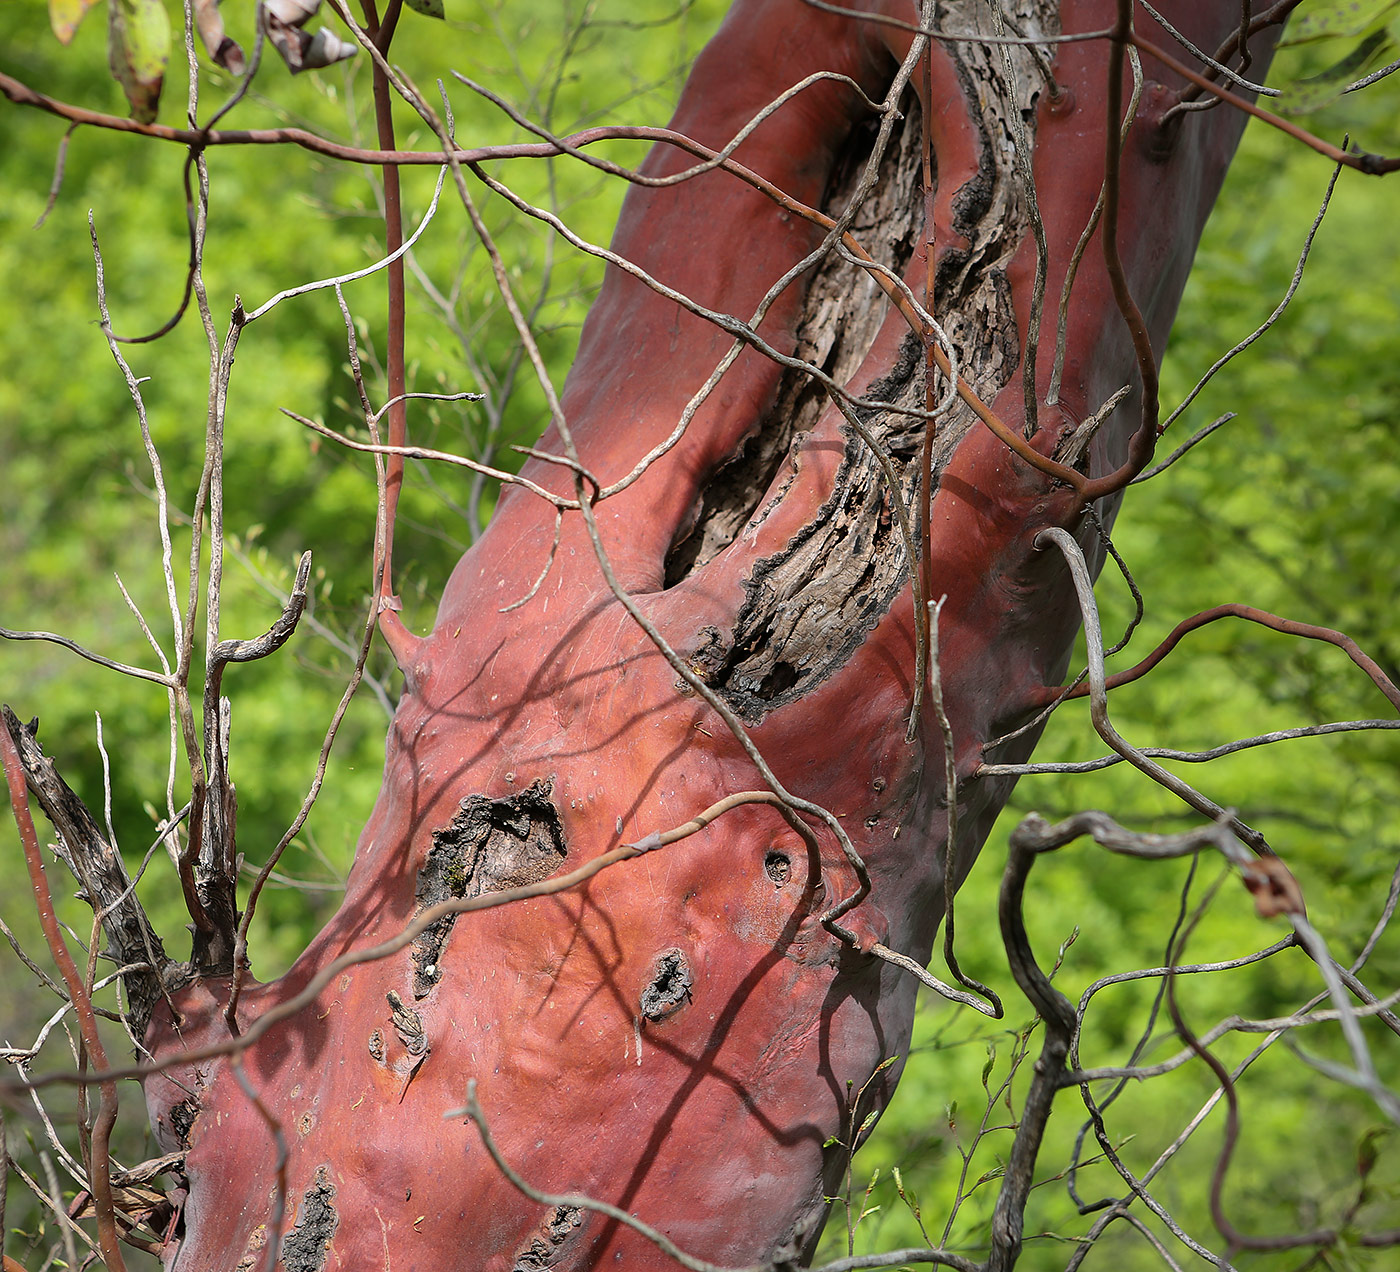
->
[[138, 3, 1275, 1267]]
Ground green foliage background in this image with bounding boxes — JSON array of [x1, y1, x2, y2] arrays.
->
[[1, 3, 1397, 1268]]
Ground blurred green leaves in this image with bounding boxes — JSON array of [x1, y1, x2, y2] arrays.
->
[[1283, 0, 1400, 43], [1276, 0, 1400, 113]]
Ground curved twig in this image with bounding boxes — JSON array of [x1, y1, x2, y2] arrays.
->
[[978, 717, 1400, 777], [1027, 601, 1400, 714], [1129, 411, 1232, 483], [1035, 529, 1281, 859], [1159, 158, 1343, 437], [207, 551, 312, 673], [455, 1079, 981, 1272], [9, 791, 824, 1091], [243, 165, 448, 323]]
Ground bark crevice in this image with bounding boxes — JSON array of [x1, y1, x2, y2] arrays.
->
[[667, 5, 1052, 722]]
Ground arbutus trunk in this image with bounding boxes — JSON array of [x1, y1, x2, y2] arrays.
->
[[132, 1, 1277, 1267]]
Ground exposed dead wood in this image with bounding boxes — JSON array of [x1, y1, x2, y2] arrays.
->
[[1, 705, 175, 1039]]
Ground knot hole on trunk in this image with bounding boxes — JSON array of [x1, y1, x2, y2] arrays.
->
[[640, 948, 693, 1022]]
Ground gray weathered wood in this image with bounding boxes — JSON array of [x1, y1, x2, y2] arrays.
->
[[1, 705, 174, 1040]]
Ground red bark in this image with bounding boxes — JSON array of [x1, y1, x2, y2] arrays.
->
[[138, 2, 1276, 1267]]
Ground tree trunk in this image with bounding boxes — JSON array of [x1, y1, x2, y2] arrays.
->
[[134, 2, 1276, 1267]]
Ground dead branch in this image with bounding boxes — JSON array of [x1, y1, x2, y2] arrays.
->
[[0, 708, 172, 1037], [1, 719, 130, 1272]]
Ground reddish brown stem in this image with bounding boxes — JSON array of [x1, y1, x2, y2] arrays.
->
[[1027, 604, 1400, 712], [361, 0, 408, 619], [0, 726, 128, 1272], [1136, 31, 1400, 175], [371, 0, 403, 53], [1098, 1, 1160, 485]]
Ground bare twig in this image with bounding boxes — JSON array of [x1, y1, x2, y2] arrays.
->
[[243, 165, 448, 323], [1159, 158, 1343, 436], [1025, 600, 1400, 715], [978, 717, 1400, 776], [1034, 529, 1277, 856], [224, 283, 396, 1029], [0, 627, 171, 687], [1134, 32, 1400, 175], [1136, 1, 1278, 95], [1129, 411, 1233, 483], [455, 1079, 982, 1272], [929, 596, 1001, 1018], [33, 122, 77, 229]]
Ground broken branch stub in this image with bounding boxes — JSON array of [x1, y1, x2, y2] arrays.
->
[[1, 706, 172, 1038], [133, 1, 1282, 1266]]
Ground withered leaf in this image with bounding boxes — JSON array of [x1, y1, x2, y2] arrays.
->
[[48, 0, 100, 44], [107, 0, 170, 123]]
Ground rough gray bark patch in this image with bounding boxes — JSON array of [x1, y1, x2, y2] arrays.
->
[[281, 1165, 338, 1272], [663, 2, 1049, 724], [640, 948, 693, 1022], [412, 779, 566, 996], [512, 1205, 584, 1270], [692, 339, 928, 724], [765, 849, 792, 885], [387, 990, 429, 1074], [663, 110, 923, 588]]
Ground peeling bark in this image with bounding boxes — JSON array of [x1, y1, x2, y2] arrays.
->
[[412, 779, 566, 996], [278, 1166, 338, 1272], [131, 2, 1280, 1268]]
